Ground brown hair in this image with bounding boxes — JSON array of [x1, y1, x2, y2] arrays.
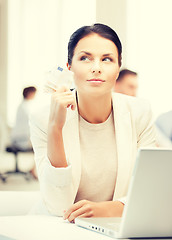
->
[[68, 23, 122, 67]]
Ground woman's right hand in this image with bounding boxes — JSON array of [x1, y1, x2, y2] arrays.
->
[[48, 86, 76, 130]]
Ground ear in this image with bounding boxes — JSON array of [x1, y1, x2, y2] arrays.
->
[[66, 63, 71, 70]]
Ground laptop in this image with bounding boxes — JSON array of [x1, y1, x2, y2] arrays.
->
[[75, 148, 172, 238]]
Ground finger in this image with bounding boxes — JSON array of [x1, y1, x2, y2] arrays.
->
[[71, 103, 76, 111], [45, 81, 57, 91], [70, 95, 77, 110], [51, 91, 75, 105], [68, 205, 93, 222], [59, 96, 76, 109], [77, 212, 93, 218], [52, 90, 72, 99], [56, 85, 70, 93], [51, 95, 76, 109], [44, 85, 57, 93], [73, 212, 92, 223], [68, 205, 87, 222], [63, 200, 87, 220]]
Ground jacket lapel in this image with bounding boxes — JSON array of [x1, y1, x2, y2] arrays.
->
[[112, 93, 133, 199]]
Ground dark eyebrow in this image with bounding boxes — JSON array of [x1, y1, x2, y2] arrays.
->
[[102, 53, 114, 57], [78, 51, 92, 56], [78, 51, 114, 56]]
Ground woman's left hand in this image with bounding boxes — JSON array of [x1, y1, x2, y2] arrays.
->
[[63, 200, 124, 222]]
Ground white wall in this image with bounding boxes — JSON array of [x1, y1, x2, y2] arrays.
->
[[7, 0, 96, 126], [97, 0, 172, 120], [96, 0, 128, 68], [126, 0, 172, 119], [3, 0, 172, 126], [7, 0, 62, 126], [0, 0, 8, 123]]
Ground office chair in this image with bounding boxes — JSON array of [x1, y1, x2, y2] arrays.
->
[[0, 145, 34, 182]]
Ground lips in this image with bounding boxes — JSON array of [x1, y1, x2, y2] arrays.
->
[[87, 79, 105, 82]]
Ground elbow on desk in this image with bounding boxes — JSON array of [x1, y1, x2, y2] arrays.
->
[[40, 185, 75, 217], [43, 196, 73, 217]]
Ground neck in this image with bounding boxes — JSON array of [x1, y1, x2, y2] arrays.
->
[[77, 92, 112, 124]]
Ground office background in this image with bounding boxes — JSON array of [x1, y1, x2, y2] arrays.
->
[[0, 0, 172, 127]]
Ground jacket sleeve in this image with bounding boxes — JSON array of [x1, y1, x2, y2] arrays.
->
[[29, 112, 76, 216]]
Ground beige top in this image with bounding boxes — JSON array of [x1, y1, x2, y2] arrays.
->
[[30, 92, 156, 216], [75, 112, 118, 203]]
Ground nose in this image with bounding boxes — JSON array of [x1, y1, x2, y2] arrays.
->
[[91, 60, 101, 74]]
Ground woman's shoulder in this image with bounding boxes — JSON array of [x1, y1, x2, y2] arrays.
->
[[112, 92, 149, 104], [112, 92, 152, 115]]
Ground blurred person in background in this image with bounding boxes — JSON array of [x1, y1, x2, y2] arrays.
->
[[114, 69, 138, 97], [11, 86, 37, 150], [10, 86, 37, 178], [155, 110, 172, 148]]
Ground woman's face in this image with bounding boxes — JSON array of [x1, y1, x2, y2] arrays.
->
[[69, 33, 120, 97]]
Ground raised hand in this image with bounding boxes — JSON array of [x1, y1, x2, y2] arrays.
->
[[47, 86, 76, 168], [48, 86, 76, 130]]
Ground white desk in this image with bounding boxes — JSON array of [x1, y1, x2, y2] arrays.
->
[[0, 215, 113, 240], [0, 215, 171, 240]]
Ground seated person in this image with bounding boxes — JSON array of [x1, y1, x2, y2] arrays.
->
[[11, 86, 37, 151], [30, 23, 156, 221], [9, 86, 37, 178], [114, 69, 138, 97]]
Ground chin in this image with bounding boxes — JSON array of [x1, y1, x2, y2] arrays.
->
[[82, 89, 111, 99]]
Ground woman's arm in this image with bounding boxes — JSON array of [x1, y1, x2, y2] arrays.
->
[[29, 86, 77, 216], [47, 127, 68, 168], [29, 113, 75, 216], [47, 86, 76, 168]]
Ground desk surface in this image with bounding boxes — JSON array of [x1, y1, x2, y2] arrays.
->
[[0, 215, 112, 240], [0, 215, 171, 240]]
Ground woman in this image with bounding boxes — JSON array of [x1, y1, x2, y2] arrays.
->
[[30, 23, 156, 221]]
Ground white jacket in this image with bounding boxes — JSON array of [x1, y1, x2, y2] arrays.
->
[[29, 92, 156, 216]]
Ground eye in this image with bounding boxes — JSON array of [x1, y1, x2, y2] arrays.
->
[[102, 57, 113, 62], [80, 56, 90, 61]]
